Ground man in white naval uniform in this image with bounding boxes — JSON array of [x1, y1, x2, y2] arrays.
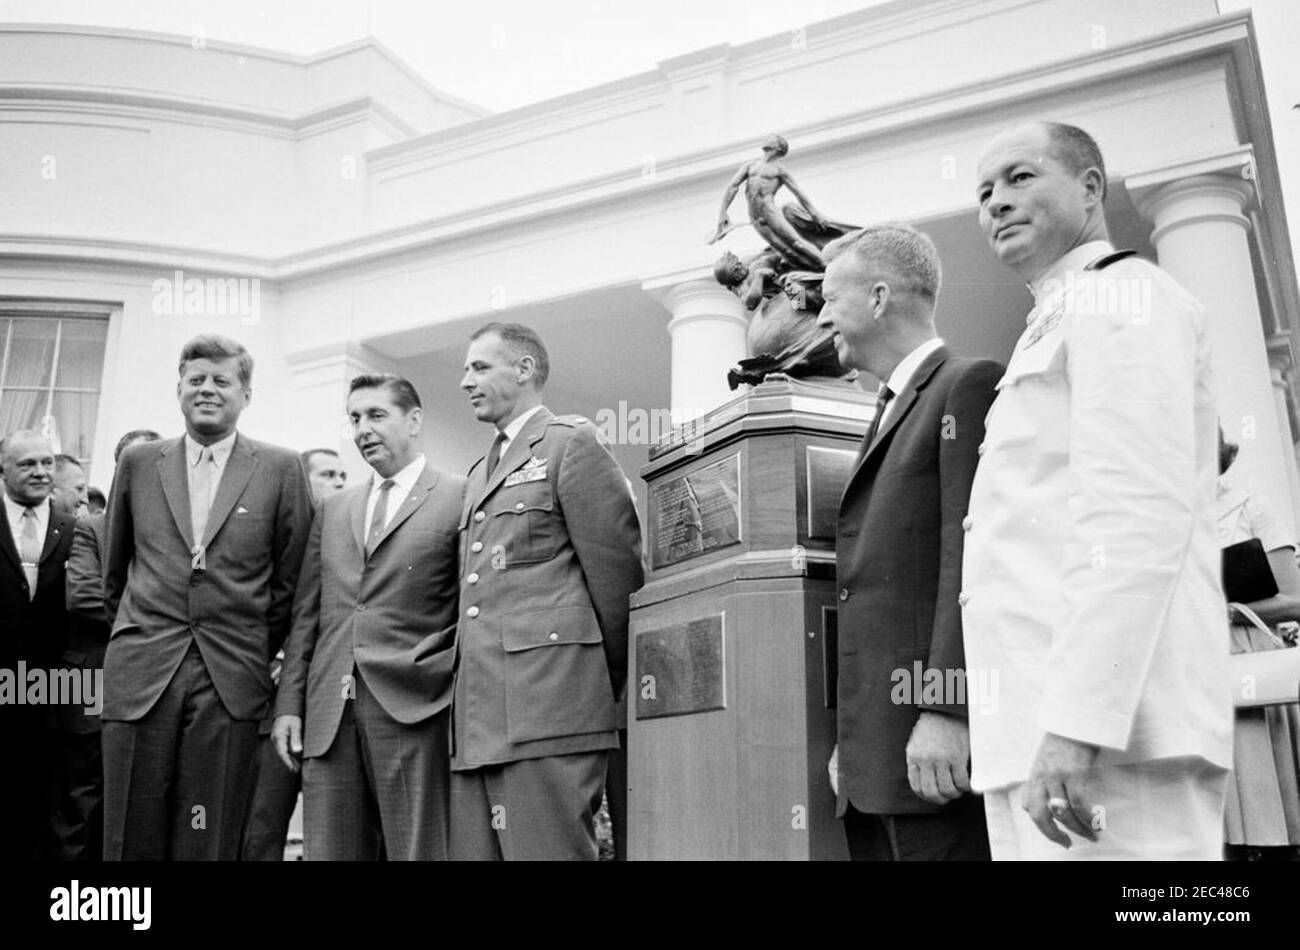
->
[[963, 121, 1232, 859]]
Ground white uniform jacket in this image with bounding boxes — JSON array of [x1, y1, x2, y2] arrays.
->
[[961, 240, 1233, 791]]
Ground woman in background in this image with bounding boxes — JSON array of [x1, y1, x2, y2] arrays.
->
[[1218, 429, 1300, 860]]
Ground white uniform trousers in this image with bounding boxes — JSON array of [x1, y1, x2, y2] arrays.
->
[[982, 756, 1228, 860]]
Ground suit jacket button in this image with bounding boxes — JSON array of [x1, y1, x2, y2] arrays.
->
[[548, 632, 559, 641], [958, 592, 970, 607], [976, 442, 986, 456], [467, 572, 479, 584], [467, 606, 480, 618], [470, 541, 483, 553], [473, 511, 486, 523], [839, 588, 850, 602], [961, 515, 973, 532], [515, 502, 525, 510]]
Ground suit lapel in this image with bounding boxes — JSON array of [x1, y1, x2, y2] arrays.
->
[[39, 507, 73, 564], [845, 346, 949, 493], [369, 465, 438, 556], [475, 407, 553, 504], [201, 435, 258, 547], [157, 437, 194, 548], [0, 511, 21, 573], [352, 483, 368, 559]]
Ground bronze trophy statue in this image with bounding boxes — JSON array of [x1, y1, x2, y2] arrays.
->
[[709, 134, 857, 388]]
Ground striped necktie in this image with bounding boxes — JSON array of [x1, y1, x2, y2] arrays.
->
[[366, 478, 395, 556], [18, 506, 41, 600], [862, 384, 895, 452]]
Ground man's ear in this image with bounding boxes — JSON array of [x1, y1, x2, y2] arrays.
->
[[407, 406, 424, 434], [1081, 166, 1105, 207], [243, 387, 253, 407], [516, 355, 537, 386], [871, 282, 891, 320]]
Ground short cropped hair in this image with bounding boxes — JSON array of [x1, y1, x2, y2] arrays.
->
[[300, 447, 339, 468], [823, 222, 942, 303], [114, 429, 162, 462], [348, 374, 422, 413], [87, 487, 106, 512], [1043, 122, 1107, 201], [178, 334, 254, 388], [471, 322, 550, 389], [54, 453, 83, 474]]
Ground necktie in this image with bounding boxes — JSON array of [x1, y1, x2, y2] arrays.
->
[[191, 446, 214, 544], [19, 506, 41, 601], [485, 432, 507, 480], [366, 478, 395, 556], [862, 384, 895, 453]]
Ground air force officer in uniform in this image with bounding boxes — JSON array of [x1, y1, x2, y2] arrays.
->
[[451, 322, 644, 860], [963, 122, 1232, 859]]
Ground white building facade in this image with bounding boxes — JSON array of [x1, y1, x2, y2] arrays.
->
[[2, 0, 1298, 527]]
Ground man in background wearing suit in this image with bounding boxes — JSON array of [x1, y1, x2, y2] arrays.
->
[[51, 454, 88, 519], [102, 334, 313, 860], [0, 429, 75, 861], [274, 377, 464, 860], [964, 121, 1231, 858], [241, 447, 347, 861], [52, 428, 160, 861], [452, 322, 644, 860], [818, 224, 1001, 860]]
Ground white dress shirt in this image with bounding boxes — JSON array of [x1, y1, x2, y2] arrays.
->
[[364, 454, 426, 540], [877, 337, 945, 429], [4, 492, 50, 594], [185, 431, 237, 509]]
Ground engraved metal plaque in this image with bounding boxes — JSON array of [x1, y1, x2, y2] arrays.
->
[[806, 445, 857, 541], [635, 614, 726, 720], [649, 453, 742, 569]]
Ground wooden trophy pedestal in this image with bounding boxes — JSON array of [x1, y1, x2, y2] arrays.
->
[[627, 375, 872, 860]]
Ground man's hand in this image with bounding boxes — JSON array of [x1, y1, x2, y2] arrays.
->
[[827, 743, 839, 796], [905, 711, 972, 805], [271, 714, 303, 773], [1021, 732, 1101, 848]]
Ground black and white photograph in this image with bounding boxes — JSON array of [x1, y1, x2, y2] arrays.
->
[[1, 0, 1298, 932]]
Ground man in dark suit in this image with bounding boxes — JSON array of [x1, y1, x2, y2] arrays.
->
[[241, 448, 347, 861], [1, 429, 75, 861], [51, 429, 160, 861], [451, 322, 644, 861], [273, 380, 463, 860], [102, 334, 313, 860], [817, 223, 1001, 860]]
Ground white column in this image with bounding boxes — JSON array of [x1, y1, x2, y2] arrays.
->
[[654, 279, 748, 423], [1137, 173, 1296, 528], [284, 342, 389, 484], [1267, 339, 1300, 528]]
